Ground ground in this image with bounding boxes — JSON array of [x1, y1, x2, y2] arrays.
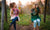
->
[[10, 24, 33, 30], [4, 14, 50, 30]]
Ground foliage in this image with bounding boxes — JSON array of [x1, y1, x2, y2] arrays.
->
[[4, 13, 50, 30], [39, 15, 50, 30], [4, 22, 9, 30], [17, 14, 31, 26]]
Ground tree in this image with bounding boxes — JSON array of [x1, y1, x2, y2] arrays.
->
[[5, 1, 7, 22], [44, 0, 47, 23], [0, 1, 1, 11], [1, 0, 5, 30]]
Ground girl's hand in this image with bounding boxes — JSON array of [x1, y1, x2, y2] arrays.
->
[[10, 14, 13, 17], [35, 9, 37, 12]]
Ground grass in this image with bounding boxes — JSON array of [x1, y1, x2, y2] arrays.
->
[[17, 14, 31, 26], [0, 23, 1, 30], [4, 14, 50, 30], [39, 15, 50, 30], [0, 9, 50, 30], [4, 22, 9, 30], [0, 9, 1, 29], [40, 20, 50, 30]]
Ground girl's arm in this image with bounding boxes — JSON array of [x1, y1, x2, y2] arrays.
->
[[18, 9, 19, 15], [31, 9, 33, 16], [10, 9, 13, 16], [16, 9, 19, 15], [39, 7, 41, 14], [31, 9, 33, 13]]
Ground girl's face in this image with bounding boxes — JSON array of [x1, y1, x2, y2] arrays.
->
[[36, 5, 38, 8], [32, 5, 35, 8], [14, 4, 17, 8]]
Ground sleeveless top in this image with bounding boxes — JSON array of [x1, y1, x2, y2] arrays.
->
[[10, 8, 19, 19]]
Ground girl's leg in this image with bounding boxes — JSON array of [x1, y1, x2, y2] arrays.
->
[[10, 19, 15, 26], [36, 25, 39, 30], [31, 21, 33, 27], [9, 19, 15, 30], [33, 20, 37, 30], [10, 17, 18, 26], [9, 20, 15, 30], [14, 21, 16, 30], [9, 17, 18, 30], [37, 19, 40, 30]]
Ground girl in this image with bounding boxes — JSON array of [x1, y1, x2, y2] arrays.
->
[[31, 4, 41, 30], [9, 2, 19, 30]]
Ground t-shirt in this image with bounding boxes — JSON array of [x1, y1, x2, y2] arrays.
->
[[31, 7, 41, 22]]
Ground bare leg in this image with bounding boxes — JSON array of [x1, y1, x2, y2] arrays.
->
[[33, 23, 36, 30], [33, 28, 36, 30], [31, 22, 33, 26], [33, 20, 37, 30], [37, 25, 39, 30], [31, 23, 34, 30], [37, 19, 40, 30]]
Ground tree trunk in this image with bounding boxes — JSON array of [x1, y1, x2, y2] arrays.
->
[[44, 0, 47, 23], [1, 0, 5, 30], [4, 0, 7, 22]]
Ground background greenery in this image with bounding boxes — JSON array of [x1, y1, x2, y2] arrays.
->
[[0, 5, 50, 30], [3, 9, 50, 30], [0, 0, 50, 30], [0, 8, 50, 30], [0, 7, 1, 29]]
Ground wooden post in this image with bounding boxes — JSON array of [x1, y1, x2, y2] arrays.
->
[[1, 0, 5, 30], [44, 0, 47, 23], [4, 0, 7, 22]]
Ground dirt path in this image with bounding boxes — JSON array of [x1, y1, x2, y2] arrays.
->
[[10, 24, 33, 30]]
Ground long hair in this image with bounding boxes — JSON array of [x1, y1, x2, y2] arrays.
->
[[35, 4, 37, 12], [9, 2, 15, 8]]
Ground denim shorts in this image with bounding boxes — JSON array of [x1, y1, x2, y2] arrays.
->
[[33, 19, 40, 28]]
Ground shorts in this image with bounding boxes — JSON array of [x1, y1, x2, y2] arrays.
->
[[33, 19, 40, 28]]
